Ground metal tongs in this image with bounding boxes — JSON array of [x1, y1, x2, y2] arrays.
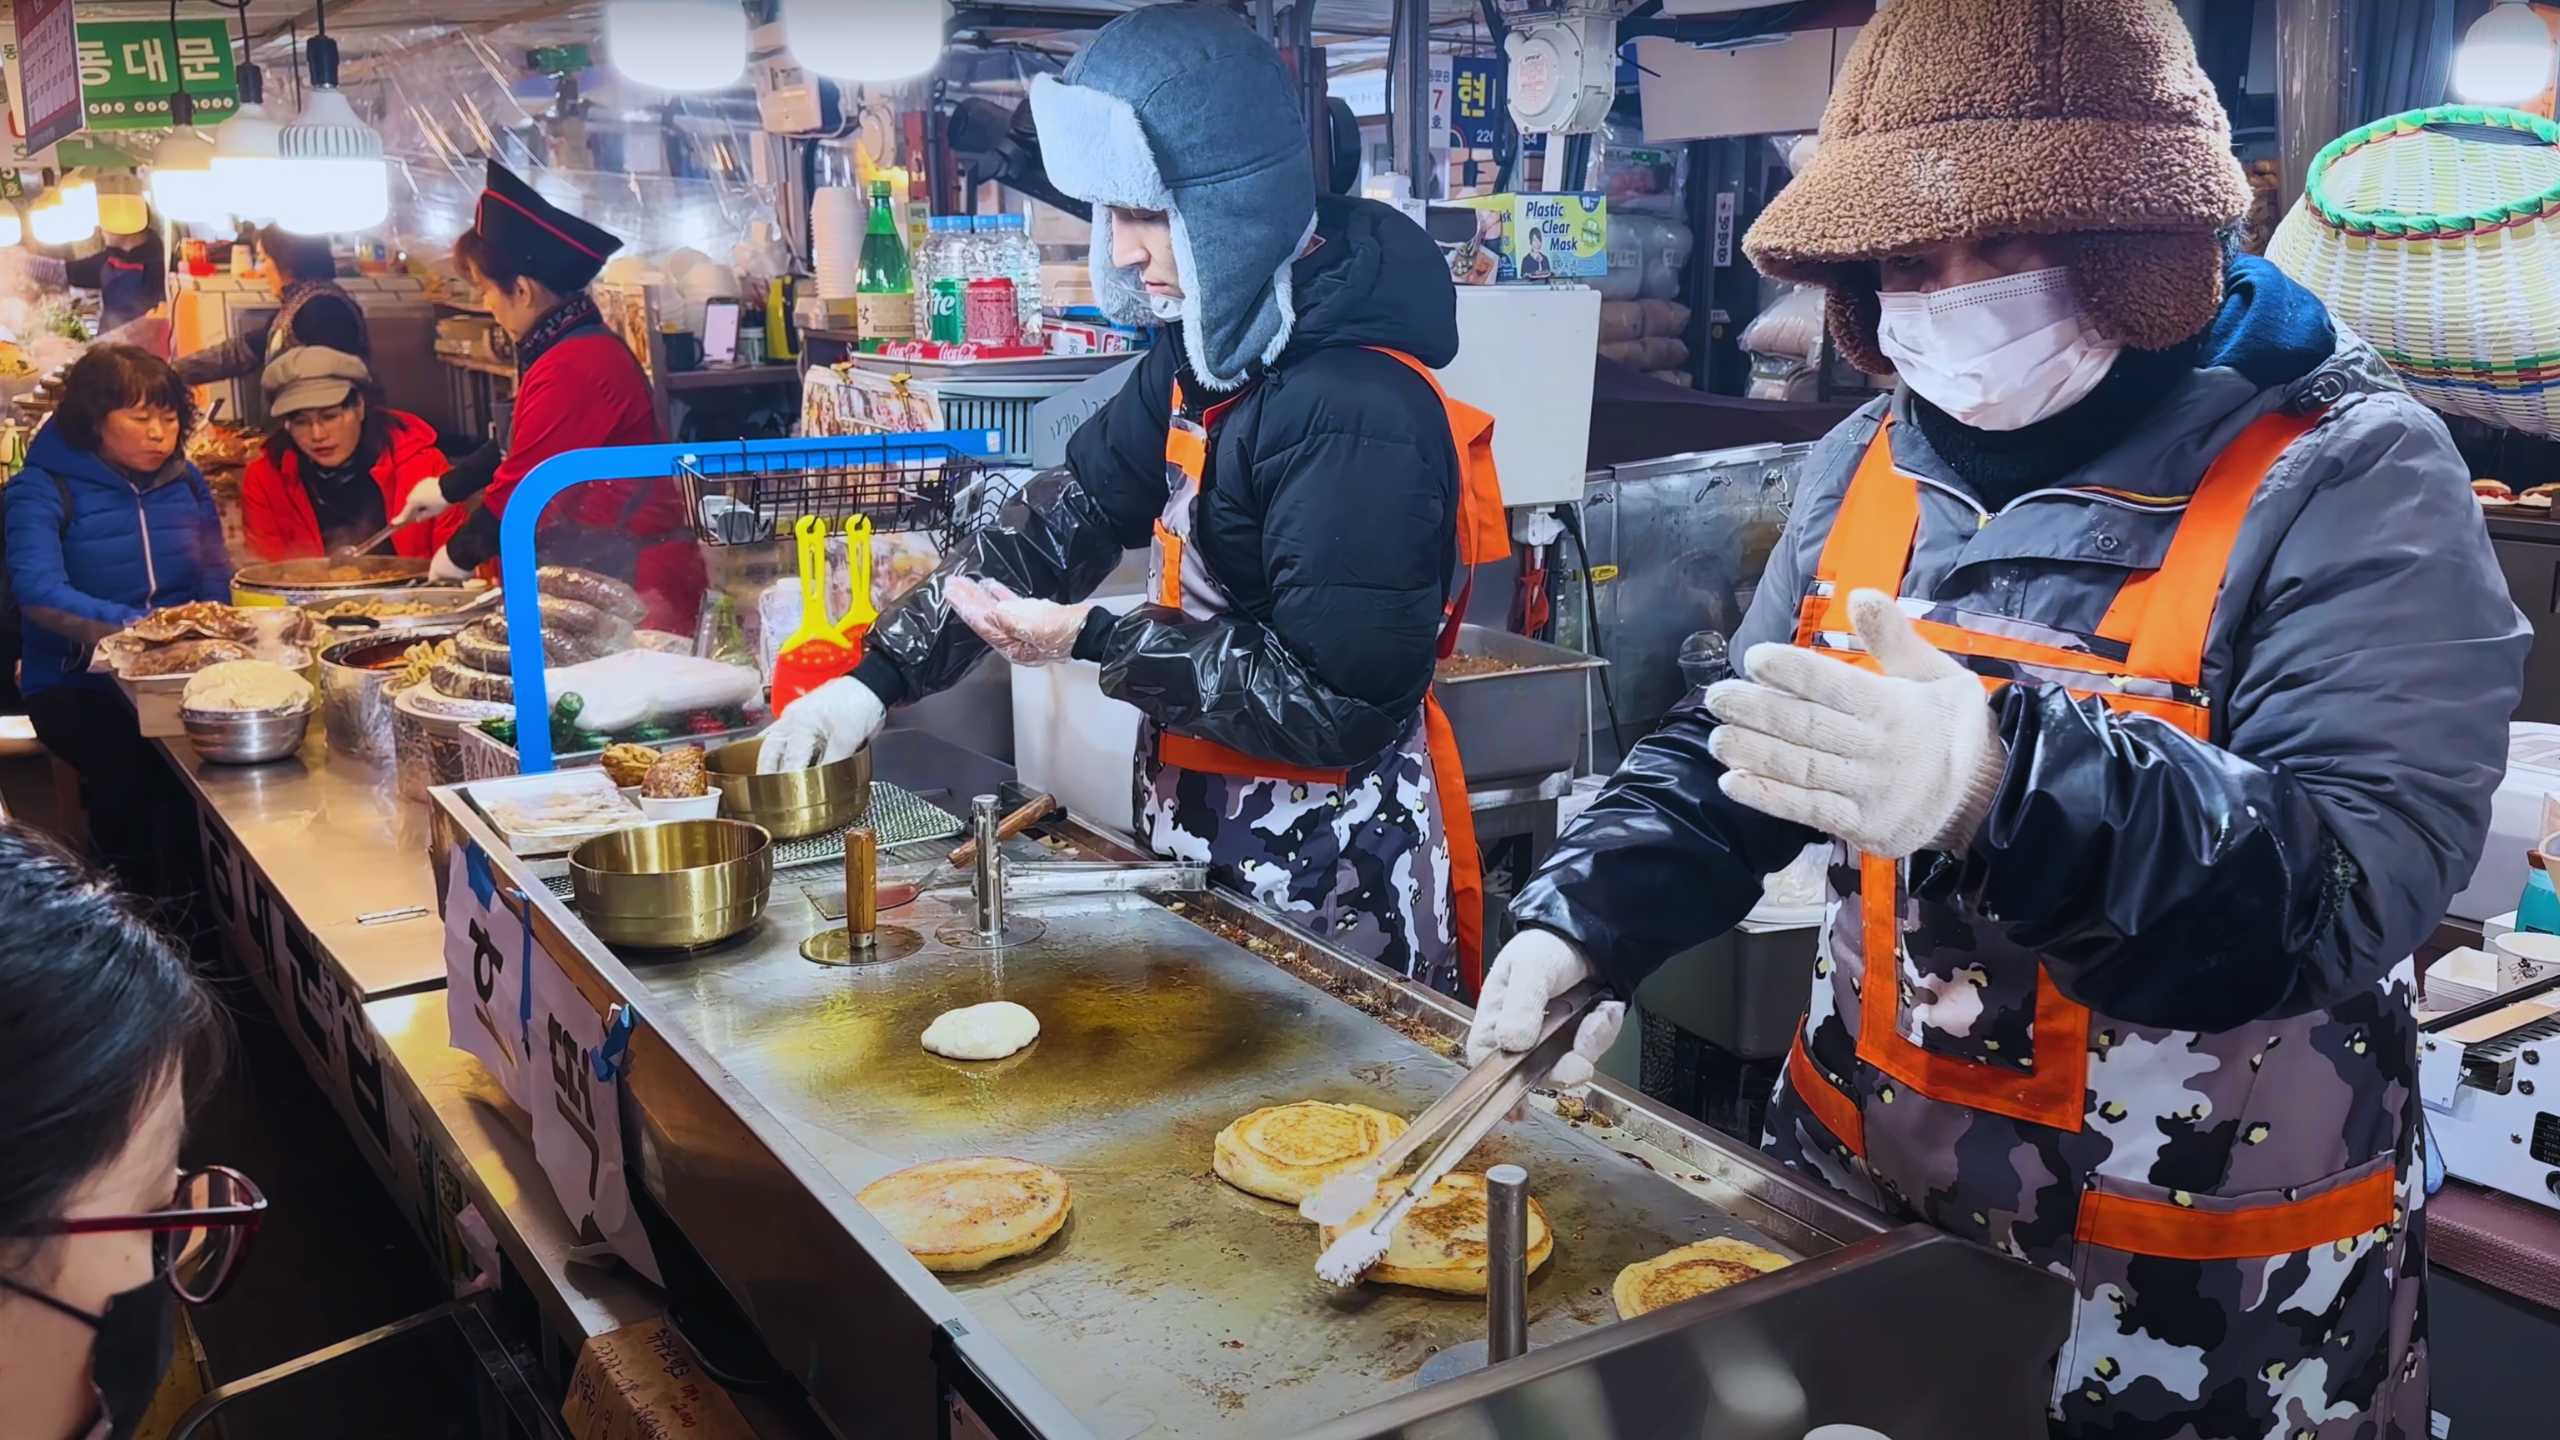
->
[[1306, 980, 1605, 1285]]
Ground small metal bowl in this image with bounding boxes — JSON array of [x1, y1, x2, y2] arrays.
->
[[704, 737, 872, 840], [180, 704, 314, 765], [569, 818, 774, 951]]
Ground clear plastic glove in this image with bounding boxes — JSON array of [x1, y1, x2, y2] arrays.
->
[[759, 676, 886, 773], [943, 575, 1093, 668], [1465, 928, 1625, 1093], [426, 545, 471, 583], [1705, 587, 2005, 859], [395, 476, 452, 526]]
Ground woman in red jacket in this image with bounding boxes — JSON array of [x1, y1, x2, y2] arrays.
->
[[238, 347, 461, 561], [394, 160, 701, 632]]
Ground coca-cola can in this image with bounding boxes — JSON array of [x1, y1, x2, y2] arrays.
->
[[965, 278, 1021, 347]]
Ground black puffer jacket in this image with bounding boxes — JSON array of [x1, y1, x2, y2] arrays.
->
[[855, 194, 1462, 770]]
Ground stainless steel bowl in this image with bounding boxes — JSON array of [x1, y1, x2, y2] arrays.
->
[[705, 737, 872, 840], [569, 819, 774, 950], [320, 629, 459, 763], [180, 704, 314, 764]]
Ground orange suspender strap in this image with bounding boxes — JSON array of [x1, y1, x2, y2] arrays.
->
[[1362, 347, 1509, 567], [2094, 407, 2327, 679], [1792, 419, 1922, 644], [1786, 1028, 1866, 1156], [1152, 520, 1185, 608], [1422, 694, 1486, 994], [2076, 1164, 2395, 1262]]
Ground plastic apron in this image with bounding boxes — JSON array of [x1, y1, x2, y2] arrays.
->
[[1140, 349, 1506, 996], [1762, 410, 2429, 1439]]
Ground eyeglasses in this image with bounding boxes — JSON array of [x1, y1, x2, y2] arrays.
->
[[283, 402, 357, 432], [11, 1166, 267, 1305]]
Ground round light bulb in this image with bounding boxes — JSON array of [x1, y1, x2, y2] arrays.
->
[[787, 0, 948, 82], [2453, 2, 2559, 105], [213, 98, 287, 223], [277, 87, 391, 234], [96, 172, 149, 236], [151, 129, 225, 226], [29, 188, 93, 246], [606, 0, 748, 93]]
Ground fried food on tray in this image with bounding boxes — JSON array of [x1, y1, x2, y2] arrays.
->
[[640, 746, 707, 799], [1317, 1173, 1552, 1294], [1213, 1102, 1408, 1204], [856, 1157, 1071, 1273], [129, 601, 257, 643], [1611, 1237, 1793, 1319], [121, 638, 252, 677], [599, 743, 661, 789]]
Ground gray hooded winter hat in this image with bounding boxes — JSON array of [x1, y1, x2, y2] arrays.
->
[[1030, 3, 1316, 391]]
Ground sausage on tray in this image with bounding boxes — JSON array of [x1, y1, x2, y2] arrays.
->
[[535, 565, 648, 626], [430, 656, 515, 704]]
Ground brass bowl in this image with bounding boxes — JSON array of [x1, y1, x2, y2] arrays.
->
[[705, 737, 871, 840], [569, 819, 774, 950]]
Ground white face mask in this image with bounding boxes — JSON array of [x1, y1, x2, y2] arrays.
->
[[1874, 267, 2123, 432], [1146, 292, 1186, 323]]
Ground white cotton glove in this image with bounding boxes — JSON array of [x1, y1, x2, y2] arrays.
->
[[1704, 588, 2006, 860], [758, 676, 886, 773], [395, 476, 452, 526], [943, 575, 1094, 668], [1465, 928, 1626, 1093], [426, 546, 471, 583]]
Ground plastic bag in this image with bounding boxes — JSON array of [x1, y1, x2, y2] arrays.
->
[[1593, 118, 1688, 215], [1740, 286, 1825, 365], [547, 651, 761, 733]]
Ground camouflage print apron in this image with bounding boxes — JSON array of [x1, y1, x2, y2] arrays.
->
[[1133, 358, 1500, 998], [1761, 411, 2428, 1440]]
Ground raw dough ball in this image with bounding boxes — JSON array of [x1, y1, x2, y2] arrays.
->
[[922, 1001, 1041, 1060]]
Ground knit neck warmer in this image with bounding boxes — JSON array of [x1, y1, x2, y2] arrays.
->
[[514, 293, 601, 373], [1910, 340, 2200, 513]]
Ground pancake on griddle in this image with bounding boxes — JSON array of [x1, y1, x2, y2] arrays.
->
[[1213, 1101, 1409, 1204], [856, 1157, 1071, 1273], [1611, 1236, 1792, 1318], [1317, 1173, 1553, 1294]]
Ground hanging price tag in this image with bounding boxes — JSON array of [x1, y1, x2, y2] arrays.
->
[[441, 843, 534, 1109], [531, 952, 662, 1286]]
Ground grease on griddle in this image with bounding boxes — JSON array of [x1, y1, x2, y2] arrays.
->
[[1165, 901, 1461, 1057]]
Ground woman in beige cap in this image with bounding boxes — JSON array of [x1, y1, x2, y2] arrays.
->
[[1471, 2, 2525, 1435]]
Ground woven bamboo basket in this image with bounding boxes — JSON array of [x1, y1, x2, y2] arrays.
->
[[2268, 106, 2560, 437]]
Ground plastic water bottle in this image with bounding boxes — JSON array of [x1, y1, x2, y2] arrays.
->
[[993, 213, 1043, 345], [912, 216, 967, 343]]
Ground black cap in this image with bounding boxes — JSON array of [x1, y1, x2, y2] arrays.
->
[[471, 159, 622, 290]]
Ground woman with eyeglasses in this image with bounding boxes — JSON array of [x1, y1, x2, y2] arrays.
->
[[239, 347, 459, 562], [0, 822, 259, 1440]]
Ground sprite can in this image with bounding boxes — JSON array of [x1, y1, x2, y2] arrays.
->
[[928, 279, 967, 344]]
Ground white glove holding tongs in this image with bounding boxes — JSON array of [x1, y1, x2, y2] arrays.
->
[[1305, 978, 1608, 1287]]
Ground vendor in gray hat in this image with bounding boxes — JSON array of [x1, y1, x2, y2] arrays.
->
[[764, 2, 1505, 996], [239, 346, 455, 562]]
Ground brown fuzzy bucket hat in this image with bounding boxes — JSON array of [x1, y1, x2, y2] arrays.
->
[[1743, 0, 2251, 375]]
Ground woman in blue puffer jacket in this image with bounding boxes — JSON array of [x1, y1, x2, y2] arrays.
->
[[5, 344, 230, 891]]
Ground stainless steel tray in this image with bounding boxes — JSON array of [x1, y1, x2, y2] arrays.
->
[[1435, 625, 1608, 787]]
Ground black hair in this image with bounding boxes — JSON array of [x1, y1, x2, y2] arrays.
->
[[0, 823, 226, 1279], [258, 225, 340, 286], [451, 227, 583, 301], [51, 344, 197, 455]]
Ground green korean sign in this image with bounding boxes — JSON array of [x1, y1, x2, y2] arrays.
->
[[74, 19, 238, 130]]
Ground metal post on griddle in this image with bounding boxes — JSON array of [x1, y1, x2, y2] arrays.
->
[[1485, 1164, 1530, 1364], [936, 793, 1046, 949], [972, 795, 1005, 940]]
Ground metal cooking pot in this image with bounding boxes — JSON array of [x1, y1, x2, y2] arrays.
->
[[231, 555, 431, 608], [320, 628, 458, 763], [570, 818, 774, 950], [705, 737, 871, 840]]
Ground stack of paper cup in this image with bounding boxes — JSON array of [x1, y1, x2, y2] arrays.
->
[[812, 186, 864, 301]]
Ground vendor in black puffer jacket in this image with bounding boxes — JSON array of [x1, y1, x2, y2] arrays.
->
[[763, 4, 1486, 994]]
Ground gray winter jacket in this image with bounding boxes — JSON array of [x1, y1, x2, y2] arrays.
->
[[1518, 328, 2530, 1031]]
